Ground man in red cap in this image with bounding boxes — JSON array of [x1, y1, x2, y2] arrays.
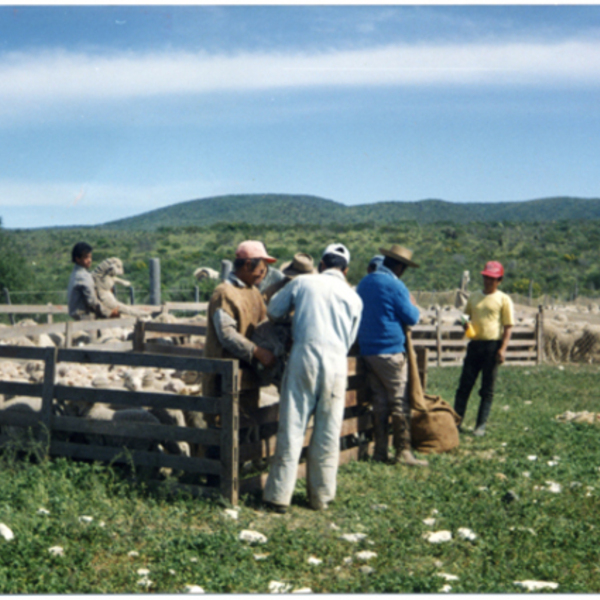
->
[[454, 261, 514, 436], [203, 240, 278, 432]]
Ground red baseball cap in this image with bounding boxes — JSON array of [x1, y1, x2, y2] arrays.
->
[[481, 261, 504, 278], [235, 240, 277, 264]]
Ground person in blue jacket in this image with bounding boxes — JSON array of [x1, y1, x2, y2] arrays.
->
[[357, 244, 428, 467]]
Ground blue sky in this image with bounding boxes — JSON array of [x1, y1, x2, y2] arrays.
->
[[1, 4, 600, 228]]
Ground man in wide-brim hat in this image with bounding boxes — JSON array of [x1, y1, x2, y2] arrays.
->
[[356, 244, 428, 467], [263, 252, 316, 304]]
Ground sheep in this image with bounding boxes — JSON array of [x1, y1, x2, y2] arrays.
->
[[92, 257, 147, 317], [194, 267, 220, 282]]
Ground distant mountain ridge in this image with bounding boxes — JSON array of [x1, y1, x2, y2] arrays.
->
[[101, 194, 600, 230]]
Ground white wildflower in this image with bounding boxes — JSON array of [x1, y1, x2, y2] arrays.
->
[[329, 522, 340, 531], [239, 530, 267, 545], [457, 527, 477, 541], [558, 366, 565, 371], [423, 530, 452, 543], [514, 580, 559, 591], [0, 524, 14, 541], [355, 551, 377, 561], [546, 481, 562, 493], [430, 509, 439, 515], [371, 504, 388, 511], [359, 565, 375, 575], [137, 568, 150, 576], [169, 569, 176, 575], [477, 486, 488, 491], [524, 400, 532, 405], [423, 518, 436, 526], [522, 472, 531, 478], [223, 509, 239, 520], [127, 551, 140, 558], [527, 455, 537, 461], [190, 557, 199, 563], [307, 556, 322, 566], [502, 405, 510, 411], [78, 515, 93, 524], [269, 581, 292, 593], [501, 442, 508, 447], [48, 546, 64, 556], [184, 585, 205, 594], [339, 533, 367, 543], [440, 584, 453, 593], [37, 508, 50, 516], [343, 556, 353, 565], [437, 573, 459, 581], [254, 553, 269, 561], [292, 588, 313, 593], [137, 577, 153, 588], [547, 460, 558, 467]]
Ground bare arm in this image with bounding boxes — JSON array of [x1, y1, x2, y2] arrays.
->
[[497, 325, 513, 364]]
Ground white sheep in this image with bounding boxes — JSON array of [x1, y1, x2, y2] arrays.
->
[[92, 257, 147, 317], [193, 267, 219, 282]]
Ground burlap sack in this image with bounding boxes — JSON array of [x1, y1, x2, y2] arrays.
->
[[405, 329, 461, 454], [410, 394, 461, 454]]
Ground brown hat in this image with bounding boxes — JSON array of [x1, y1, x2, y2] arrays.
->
[[280, 253, 316, 278], [379, 244, 419, 268]]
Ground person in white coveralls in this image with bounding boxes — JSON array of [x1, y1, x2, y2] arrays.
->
[[262, 243, 363, 513]]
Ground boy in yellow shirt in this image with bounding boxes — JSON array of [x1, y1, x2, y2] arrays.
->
[[454, 261, 514, 436]]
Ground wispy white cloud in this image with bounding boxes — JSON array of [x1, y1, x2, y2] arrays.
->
[[0, 179, 222, 211], [1, 39, 600, 112]]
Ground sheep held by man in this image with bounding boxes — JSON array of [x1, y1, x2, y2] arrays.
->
[[92, 257, 147, 317]]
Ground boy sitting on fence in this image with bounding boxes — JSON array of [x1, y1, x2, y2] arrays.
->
[[67, 242, 119, 321], [453, 261, 514, 436]]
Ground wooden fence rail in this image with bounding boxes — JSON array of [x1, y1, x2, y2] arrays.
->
[[0, 345, 240, 504]]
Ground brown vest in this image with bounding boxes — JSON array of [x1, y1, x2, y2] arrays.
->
[[203, 281, 267, 405]]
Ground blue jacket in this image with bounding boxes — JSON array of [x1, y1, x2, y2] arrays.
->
[[356, 265, 420, 356]]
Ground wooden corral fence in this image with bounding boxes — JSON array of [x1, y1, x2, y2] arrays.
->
[[411, 306, 544, 367], [0, 302, 208, 350], [0, 301, 540, 505], [131, 321, 428, 499], [0, 344, 240, 503]]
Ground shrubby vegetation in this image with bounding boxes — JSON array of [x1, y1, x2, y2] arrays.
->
[[3, 217, 600, 307]]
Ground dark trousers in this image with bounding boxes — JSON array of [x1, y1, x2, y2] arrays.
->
[[454, 340, 501, 429]]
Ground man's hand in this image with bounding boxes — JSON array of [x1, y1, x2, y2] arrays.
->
[[497, 348, 507, 364], [254, 346, 276, 368], [410, 293, 417, 306]]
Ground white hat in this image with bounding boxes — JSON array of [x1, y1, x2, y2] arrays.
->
[[322, 243, 351, 265]]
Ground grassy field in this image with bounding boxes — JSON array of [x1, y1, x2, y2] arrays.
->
[[1, 363, 599, 593]]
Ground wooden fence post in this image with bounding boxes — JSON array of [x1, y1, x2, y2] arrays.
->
[[220, 360, 239, 506], [536, 305, 544, 365], [220, 260, 232, 282], [3, 287, 15, 325], [39, 346, 57, 448], [64, 321, 72, 348], [133, 320, 146, 352], [436, 307, 442, 367], [149, 258, 161, 306]]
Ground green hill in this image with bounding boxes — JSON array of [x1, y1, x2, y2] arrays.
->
[[101, 194, 600, 230]]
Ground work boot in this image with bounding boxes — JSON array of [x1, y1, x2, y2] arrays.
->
[[264, 501, 287, 514], [372, 412, 390, 462], [395, 449, 429, 467], [391, 414, 428, 467]]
